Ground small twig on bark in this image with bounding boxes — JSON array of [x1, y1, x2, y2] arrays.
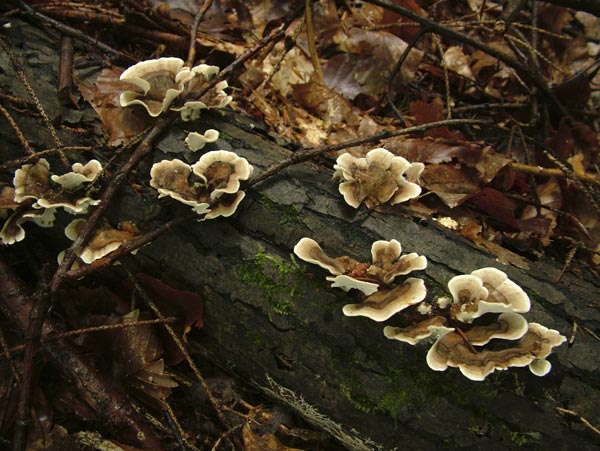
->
[[186, 0, 213, 67], [248, 118, 491, 187], [556, 407, 600, 437]]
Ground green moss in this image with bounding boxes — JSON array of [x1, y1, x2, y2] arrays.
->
[[339, 382, 374, 414], [502, 426, 542, 446], [240, 250, 305, 318]]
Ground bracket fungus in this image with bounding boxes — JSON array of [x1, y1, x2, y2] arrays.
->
[[342, 277, 427, 322], [0, 206, 56, 245], [185, 129, 220, 152], [119, 57, 231, 119], [333, 148, 424, 209], [293, 237, 427, 296], [384, 316, 454, 345], [63, 219, 138, 264], [13, 159, 101, 214], [425, 319, 566, 381], [448, 267, 531, 322], [149, 151, 253, 218]]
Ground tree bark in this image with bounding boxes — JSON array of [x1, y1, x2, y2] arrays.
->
[[131, 114, 600, 451]]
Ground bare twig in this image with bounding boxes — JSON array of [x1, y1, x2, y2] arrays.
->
[[186, 0, 214, 67], [363, 0, 570, 119], [14, 0, 132, 61], [0, 102, 33, 154], [127, 271, 235, 437], [509, 162, 600, 188], [305, 0, 324, 84], [3, 317, 178, 357], [248, 118, 491, 187], [556, 407, 600, 438]]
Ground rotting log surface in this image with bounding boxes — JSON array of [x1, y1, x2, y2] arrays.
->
[[135, 116, 600, 451], [1, 17, 599, 451]]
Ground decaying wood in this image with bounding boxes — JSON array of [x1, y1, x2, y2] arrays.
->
[[0, 13, 599, 451]]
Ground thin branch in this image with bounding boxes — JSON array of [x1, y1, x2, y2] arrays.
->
[[186, 0, 213, 67], [127, 271, 236, 440], [305, 0, 324, 84], [509, 162, 600, 188], [556, 407, 600, 438], [363, 0, 570, 119], [248, 118, 491, 187], [0, 102, 33, 154], [3, 317, 178, 357], [14, 0, 134, 62]]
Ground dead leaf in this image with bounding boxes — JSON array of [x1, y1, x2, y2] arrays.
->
[[443, 45, 475, 80], [78, 67, 152, 147], [113, 309, 178, 404], [324, 28, 422, 104], [420, 164, 479, 207], [409, 98, 465, 140]]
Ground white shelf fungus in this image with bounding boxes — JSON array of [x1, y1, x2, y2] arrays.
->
[[293, 237, 427, 295], [333, 148, 424, 209], [185, 129, 220, 152], [448, 267, 531, 323], [342, 278, 427, 322], [119, 58, 231, 119], [149, 151, 252, 218], [63, 219, 137, 264], [384, 316, 454, 345], [425, 320, 566, 381]]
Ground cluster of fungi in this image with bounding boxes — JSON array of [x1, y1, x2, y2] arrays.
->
[[1, 56, 566, 380]]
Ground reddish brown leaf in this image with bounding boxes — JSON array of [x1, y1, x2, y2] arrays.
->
[[409, 98, 465, 140], [468, 188, 519, 231]]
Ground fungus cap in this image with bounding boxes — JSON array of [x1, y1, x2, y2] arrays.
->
[[51, 160, 102, 190], [334, 148, 423, 209], [368, 239, 427, 284], [204, 191, 245, 219], [119, 57, 186, 117], [464, 312, 529, 345], [327, 274, 380, 296], [342, 277, 427, 322], [191, 150, 253, 198], [384, 316, 454, 345], [64, 219, 137, 264], [471, 267, 530, 314], [426, 321, 566, 381], [185, 129, 220, 152], [293, 237, 346, 275], [13, 159, 51, 203], [149, 159, 211, 215], [0, 207, 56, 245]]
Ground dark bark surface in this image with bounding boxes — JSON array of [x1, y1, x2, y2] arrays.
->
[[1, 16, 599, 451]]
